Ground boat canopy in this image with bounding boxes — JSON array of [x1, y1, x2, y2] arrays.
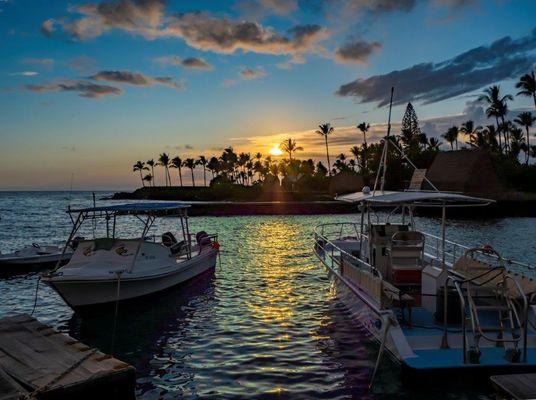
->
[[336, 190, 494, 207], [67, 202, 190, 215]]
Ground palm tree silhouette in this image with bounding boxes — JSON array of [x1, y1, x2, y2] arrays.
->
[[133, 161, 149, 187], [280, 138, 303, 161], [460, 120, 481, 146], [514, 111, 536, 164], [197, 156, 208, 186], [142, 173, 153, 186], [184, 158, 196, 187], [146, 159, 156, 186], [315, 123, 334, 175], [479, 85, 513, 153], [207, 157, 220, 180], [441, 126, 459, 150], [357, 122, 370, 146], [171, 156, 183, 187], [516, 71, 536, 110], [158, 153, 171, 186], [427, 137, 442, 150]]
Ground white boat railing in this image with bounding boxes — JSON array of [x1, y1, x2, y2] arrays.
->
[[314, 222, 536, 278]]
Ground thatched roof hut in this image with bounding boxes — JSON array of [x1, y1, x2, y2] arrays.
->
[[329, 172, 365, 196], [424, 150, 503, 198]]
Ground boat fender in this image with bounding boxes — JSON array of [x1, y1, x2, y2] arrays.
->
[[483, 244, 494, 253]]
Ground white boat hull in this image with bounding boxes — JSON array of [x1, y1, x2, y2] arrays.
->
[[44, 249, 217, 309], [0, 252, 72, 266]]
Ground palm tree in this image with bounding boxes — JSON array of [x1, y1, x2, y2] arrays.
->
[[483, 125, 499, 149], [509, 126, 526, 160], [184, 158, 196, 187], [170, 156, 183, 187], [479, 85, 513, 153], [357, 122, 370, 146], [460, 120, 481, 146], [279, 138, 303, 161], [427, 137, 442, 150], [441, 126, 458, 150], [207, 156, 220, 180], [146, 159, 156, 186], [516, 71, 536, 110], [315, 123, 334, 175], [158, 153, 171, 186], [142, 173, 153, 186], [197, 156, 208, 186], [133, 161, 149, 187], [514, 111, 536, 164]]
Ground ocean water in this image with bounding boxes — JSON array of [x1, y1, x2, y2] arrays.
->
[[0, 191, 535, 399]]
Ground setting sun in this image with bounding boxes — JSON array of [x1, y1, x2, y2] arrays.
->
[[269, 146, 283, 156]]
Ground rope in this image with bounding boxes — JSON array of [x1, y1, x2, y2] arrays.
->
[[110, 271, 123, 356], [30, 276, 41, 316], [23, 348, 99, 399]]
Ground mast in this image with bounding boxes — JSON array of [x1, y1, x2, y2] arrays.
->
[[373, 87, 394, 195]]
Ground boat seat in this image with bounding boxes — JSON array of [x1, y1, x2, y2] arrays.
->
[[162, 232, 187, 255], [388, 231, 424, 286], [451, 256, 505, 288]]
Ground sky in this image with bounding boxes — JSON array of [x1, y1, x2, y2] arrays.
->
[[1, 0, 535, 190]]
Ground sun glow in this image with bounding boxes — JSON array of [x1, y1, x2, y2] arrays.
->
[[269, 146, 283, 156]]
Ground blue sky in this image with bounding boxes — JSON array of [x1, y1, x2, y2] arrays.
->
[[1, 0, 535, 190]]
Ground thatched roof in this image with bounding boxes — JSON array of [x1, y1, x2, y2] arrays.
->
[[329, 172, 365, 196], [425, 150, 503, 197]]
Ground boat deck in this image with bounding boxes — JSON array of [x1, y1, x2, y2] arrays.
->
[[491, 373, 536, 399]]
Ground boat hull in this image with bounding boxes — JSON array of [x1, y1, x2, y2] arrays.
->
[[0, 252, 72, 266], [44, 249, 217, 309]]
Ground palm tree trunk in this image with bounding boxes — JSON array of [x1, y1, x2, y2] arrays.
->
[[191, 169, 195, 187], [139, 170, 144, 187], [203, 168, 207, 186], [455, 138, 458, 150], [526, 126, 530, 165], [450, 142, 453, 151], [151, 167, 155, 186], [324, 136, 331, 176]]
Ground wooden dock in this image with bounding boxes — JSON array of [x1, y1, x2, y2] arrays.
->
[[491, 373, 536, 400], [0, 314, 135, 399]]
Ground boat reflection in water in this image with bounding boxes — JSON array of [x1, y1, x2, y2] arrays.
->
[[67, 268, 216, 397]]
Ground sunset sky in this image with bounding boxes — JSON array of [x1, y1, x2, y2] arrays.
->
[[1, 0, 536, 190]]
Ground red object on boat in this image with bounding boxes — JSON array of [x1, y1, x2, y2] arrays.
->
[[392, 269, 421, 285], [212, 242, 220, 250]]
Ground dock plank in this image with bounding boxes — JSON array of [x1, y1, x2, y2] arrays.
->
[[491, 373, 536, 400], [0, 314, 135, 399]]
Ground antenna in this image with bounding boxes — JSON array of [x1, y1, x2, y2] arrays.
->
[[373, 87, 394, 195]]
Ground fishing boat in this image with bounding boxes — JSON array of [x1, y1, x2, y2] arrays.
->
[[313, 90, 536, 378], [0, 243, 73, 268], [43, 203, 219, 310]]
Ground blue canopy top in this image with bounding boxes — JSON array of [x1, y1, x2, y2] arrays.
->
[[68, 202, 190, 214]]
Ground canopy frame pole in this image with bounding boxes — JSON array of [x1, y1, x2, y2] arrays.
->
[[441, 204, 446, 270], [52, 211, 83, 272], [128, 214, 155, 273], [380, 87, 394, 193]]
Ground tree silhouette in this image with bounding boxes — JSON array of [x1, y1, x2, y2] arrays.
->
[[133, 161, 149, 187], [197, 156, 208, 186], [184, 158, 196, 186], [514, 111, 536, 164], [516, 71, 536, 110], [146, 159, 156, 186], [315, 123, 334, 175], [280, 138, 303, 161], [158, 153, 171, 186], [171, 156, 183, 187]]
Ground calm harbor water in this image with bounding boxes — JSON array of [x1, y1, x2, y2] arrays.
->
[[1, 191, 535, 399]]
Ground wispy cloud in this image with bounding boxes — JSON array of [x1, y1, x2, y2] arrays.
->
[[65, 55, 97, 73], [154, 55, 213, 70], [236, 0, 298, 18], [20, 57, 54, 68], [89, 70, 183, 90], [25, 80, 122, 98], [10, 71, 39, 77], [336, 27, 536, 106], [223, 66, 268, 87]]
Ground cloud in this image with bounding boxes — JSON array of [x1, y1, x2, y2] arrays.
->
[[45, 1, 329, 58], [66, 55, 97, 73], [61, 145, 77, 151], [336, 28, 536, 106], [20, 57, 54, 68], [10, 71, 39, 76], [41, 19, 57, 37], [25, 80, 122, 98], [154, 55, 213, 70], [240, 67, 267, 80], [236, 0, 298, 17], [334, 39, 381, 63], [89, 70, 183, 89]]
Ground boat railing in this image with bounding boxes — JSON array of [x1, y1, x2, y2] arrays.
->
[[421, 232, 536, 277], [313, 223, 381, 280]]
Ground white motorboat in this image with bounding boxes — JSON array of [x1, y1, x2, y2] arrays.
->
[[43, 203, 219, 310], [0, 243, 73, 267], [313, 92, 536, 378]]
